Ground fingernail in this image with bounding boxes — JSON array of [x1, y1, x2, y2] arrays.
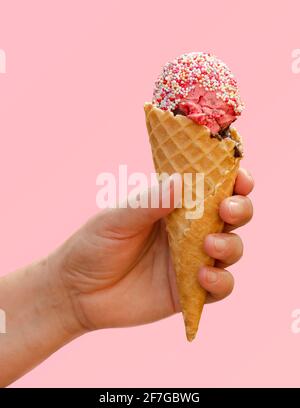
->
[[228, 198, 244, 218], [206, 269, 218, 283], [213, 236, 227, 252], [241, 168, 253, 182]]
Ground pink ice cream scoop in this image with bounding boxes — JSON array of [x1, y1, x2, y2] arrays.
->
[[152, 52, 244, 134]]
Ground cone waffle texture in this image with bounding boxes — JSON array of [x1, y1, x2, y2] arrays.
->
[[144, 103, 242, 341]]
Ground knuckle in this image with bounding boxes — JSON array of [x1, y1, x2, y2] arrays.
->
[[224, 234, 243, 263], [225, 272, 234, 296], [246, 199, 254, 220]]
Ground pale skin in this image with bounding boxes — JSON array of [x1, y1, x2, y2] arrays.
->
[[0, 168, 254, 387]]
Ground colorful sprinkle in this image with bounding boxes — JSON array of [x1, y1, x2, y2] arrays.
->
[[152, 52, 244, 114]]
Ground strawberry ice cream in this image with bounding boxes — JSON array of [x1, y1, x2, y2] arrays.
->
[[152, 52, 244, 135], [175, 85, 237, 134]]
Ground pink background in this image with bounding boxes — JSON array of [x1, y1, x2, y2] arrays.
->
[[0, 0, 300, 387]]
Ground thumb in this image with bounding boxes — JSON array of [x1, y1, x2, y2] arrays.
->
[[92, 173, 182, 236]]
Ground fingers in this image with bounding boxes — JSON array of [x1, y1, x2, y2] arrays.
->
[[204, 233, 243, 267], [218, 168, 254, 232], [234, 168, 254, 196], [199, 266, 234, 303], [219, 195, 253, 232]]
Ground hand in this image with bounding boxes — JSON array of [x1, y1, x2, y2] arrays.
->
[[0, 167, 254, 386], [50, 168, 254, 334]]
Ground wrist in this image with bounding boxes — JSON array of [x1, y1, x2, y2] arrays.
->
[[44, 253, 87, 339], [0, 258, 84, 386]]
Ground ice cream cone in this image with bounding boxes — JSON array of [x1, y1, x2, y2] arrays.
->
[[144, 103, 242, 341]]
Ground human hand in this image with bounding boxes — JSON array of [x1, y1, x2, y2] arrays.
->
[[49, 168, 254, 335]]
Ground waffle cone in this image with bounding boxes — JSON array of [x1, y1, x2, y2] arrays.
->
[[144, 103, 242, 341]]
